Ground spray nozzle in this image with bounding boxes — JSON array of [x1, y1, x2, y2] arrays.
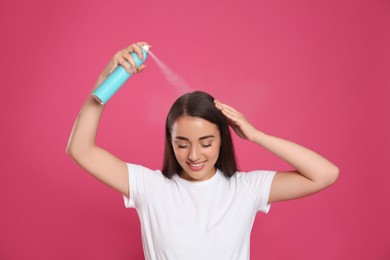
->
[[141, 45, 150, 52]]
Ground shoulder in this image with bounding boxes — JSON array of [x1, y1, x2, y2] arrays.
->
[[232, 170, 277, 213], [232, 169, 277, 183], [124, 163, 167, 208], [126, 163, 166, 184], [126, 162, 158, 173], [231, 170, 277, 197], [126, 163, 162, 175]]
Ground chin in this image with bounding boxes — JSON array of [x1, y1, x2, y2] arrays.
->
[[182, 165, 216, 182]]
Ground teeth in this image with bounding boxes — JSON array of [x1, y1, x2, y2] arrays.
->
[[190, 162, 204, 167]]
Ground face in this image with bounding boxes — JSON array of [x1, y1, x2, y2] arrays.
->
[[171, 116, 221, 182]]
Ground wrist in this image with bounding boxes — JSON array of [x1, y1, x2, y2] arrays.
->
[[93, 75, 106, 90], [250, 129, 267, 144]]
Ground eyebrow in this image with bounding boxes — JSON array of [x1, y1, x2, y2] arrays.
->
[[174, 135, 215, 141]]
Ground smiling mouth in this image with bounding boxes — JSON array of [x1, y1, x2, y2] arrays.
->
[[186, 161, 206, 171]]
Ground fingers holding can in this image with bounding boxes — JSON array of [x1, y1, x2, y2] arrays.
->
[[123, 42, 151, 73]]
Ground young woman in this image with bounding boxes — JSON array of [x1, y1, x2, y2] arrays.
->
[[66, 42, 339, 260]]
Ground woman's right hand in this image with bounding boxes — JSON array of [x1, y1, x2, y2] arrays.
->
[[97, 41, 151, 84]]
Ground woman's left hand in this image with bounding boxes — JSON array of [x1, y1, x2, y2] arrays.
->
[[214, 100, 258, 141]]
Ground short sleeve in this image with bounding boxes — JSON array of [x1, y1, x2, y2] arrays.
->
[[239, 170, 276, 213], [123, 163, 163, 208]]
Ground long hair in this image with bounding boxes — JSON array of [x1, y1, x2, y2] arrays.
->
[[162, 91, 238, 178]]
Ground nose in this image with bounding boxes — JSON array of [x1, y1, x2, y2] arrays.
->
[[188, 145, 200, 162]]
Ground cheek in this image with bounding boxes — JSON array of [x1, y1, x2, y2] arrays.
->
[[208, 146, 221, 159], [172, 147, 186, 161]]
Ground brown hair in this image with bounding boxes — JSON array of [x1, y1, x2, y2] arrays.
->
[[162, 91, 238, 178]]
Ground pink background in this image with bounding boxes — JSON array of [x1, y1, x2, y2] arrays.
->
[[1, 0, 389, 259]]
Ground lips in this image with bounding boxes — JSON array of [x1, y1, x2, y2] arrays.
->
[[186, 161, 206, 171]]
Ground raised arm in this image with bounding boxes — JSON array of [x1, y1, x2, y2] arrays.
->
[[66, 42, 150, 197], [214, 100, 339, 203]]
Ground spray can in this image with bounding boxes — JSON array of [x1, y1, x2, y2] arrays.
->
[[92, 45, 150, 105]]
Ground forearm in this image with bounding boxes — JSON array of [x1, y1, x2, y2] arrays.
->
[[251, 130, 339, 184]]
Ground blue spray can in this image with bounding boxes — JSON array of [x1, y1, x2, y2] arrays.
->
[[92, 45, 150, 105]]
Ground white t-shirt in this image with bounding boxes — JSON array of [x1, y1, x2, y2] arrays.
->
[[123, 163, 276, 260]]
